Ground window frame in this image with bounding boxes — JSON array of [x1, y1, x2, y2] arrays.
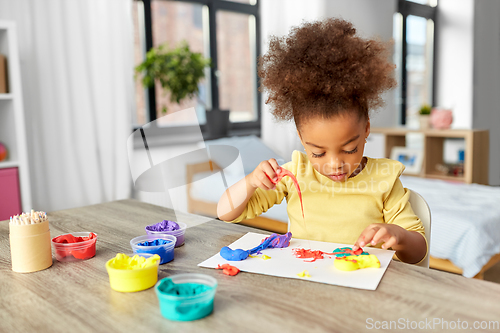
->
[[135, 0, 261, 139], [397, 0, 438, 125]]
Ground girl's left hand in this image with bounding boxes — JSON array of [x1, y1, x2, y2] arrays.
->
[[352, 223, 406, 251]]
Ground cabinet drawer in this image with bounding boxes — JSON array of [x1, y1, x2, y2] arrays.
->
[[0, 167, 22, 220]]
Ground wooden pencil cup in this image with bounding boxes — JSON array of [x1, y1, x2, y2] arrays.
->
[[9, 220, 53, 273]]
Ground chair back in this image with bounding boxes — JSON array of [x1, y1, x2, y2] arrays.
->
[[408, 190, 431, 268]]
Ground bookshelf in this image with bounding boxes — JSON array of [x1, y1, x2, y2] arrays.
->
[[0, 21, 32, 217], [370, 128, 489, 185]]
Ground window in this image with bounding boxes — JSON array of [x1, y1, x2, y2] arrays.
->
[[132, 0, 260, 136], [394, 0, 437, 125]]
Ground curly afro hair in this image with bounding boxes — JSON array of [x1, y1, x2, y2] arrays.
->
[[258, 18, 396, 127]]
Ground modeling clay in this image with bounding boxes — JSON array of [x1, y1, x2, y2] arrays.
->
[[70, 246, 96, 260], [146, 220, 180, 232], [157, 279, 211, 296], [220, 247, 251, 261], [292, 248, 335, 262], [108, 253, 160, 270], [262, 255, 271, 260], [261, 231, 292, 248], [52, 233, 97, 260], [217, 264, 240, 276], [156, 278, 216, 321], [334, 255, 380, 271], [269, 169, 304, 218], [220, 232, 291, 261], [332, 247, 369, 257], [297, 270, 311, 278], [137, 239, 172, 246], [52, 232, 97, 243]]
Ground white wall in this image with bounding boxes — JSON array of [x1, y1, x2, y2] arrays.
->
[[472, 0, 500, 185], [435, 0, 475, 129]]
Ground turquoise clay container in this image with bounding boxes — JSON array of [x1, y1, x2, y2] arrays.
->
[[155, 274, 217, 321]]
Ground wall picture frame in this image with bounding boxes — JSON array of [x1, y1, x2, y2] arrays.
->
[[390, 146, 424, 175]]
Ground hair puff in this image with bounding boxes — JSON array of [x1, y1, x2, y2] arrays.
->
[[258, 18, 397, 126]]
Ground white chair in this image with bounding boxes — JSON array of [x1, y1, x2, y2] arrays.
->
[[408, 190, 432, 268]]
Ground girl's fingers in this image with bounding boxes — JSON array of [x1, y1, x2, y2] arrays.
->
[[269, 158, 281, 174], [382, 236, 397, 249], [261, 162, 278, 183], [258, 171, 276, 190], [371, 228, 389, 246], [359, 227, 378, 248]]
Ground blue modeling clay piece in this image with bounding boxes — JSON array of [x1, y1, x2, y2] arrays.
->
[[220, 247, 249, 261], [220, 233, 290, 261], [137, 239, 172, 246]]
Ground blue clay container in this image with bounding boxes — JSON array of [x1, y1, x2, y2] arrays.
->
[[155, 274, 217, 321], [130, 234, 176, 264]]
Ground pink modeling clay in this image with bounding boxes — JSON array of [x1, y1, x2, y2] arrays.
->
[[269, 169, 304, 218]]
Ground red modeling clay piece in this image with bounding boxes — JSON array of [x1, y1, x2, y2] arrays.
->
[[71, 246, 96, 260], [52, 233, 97, 260], [292, 249, 335, 262], [269, 169, 304, 219], [52, 232, 97, 243], [217, 264, 240, 276]]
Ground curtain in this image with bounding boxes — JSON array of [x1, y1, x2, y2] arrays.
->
[[0, 0, 134, 211]]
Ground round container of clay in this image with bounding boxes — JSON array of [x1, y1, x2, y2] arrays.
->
[[145, 221, 186, 247], [130, 234, 176, 265], [106, 253, 161, 293], [155, 273, 217, 321]]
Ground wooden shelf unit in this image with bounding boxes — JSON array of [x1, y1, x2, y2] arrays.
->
[[371, 128, 489, 185]]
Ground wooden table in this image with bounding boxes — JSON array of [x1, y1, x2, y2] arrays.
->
[[1, 200, 499, 332]]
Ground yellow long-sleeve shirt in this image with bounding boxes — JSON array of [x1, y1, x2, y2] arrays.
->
[[230, 151, 425, 247]]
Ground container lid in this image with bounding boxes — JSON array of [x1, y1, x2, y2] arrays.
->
[[9, 220, 50, 237]]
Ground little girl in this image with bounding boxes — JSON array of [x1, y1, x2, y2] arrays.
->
[[217, 18, 427, 264]]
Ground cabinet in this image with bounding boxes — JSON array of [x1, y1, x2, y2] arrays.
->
[[370, 128, 489, 185], [0, 21, 31, 216]]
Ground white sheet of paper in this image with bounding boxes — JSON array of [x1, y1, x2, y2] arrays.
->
[[198, 232, 395, 290]]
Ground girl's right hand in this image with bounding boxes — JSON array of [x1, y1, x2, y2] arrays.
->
[[248, 158, 281, 190]]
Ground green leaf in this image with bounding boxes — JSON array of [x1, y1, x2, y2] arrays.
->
[[134, 40, 211, 111]]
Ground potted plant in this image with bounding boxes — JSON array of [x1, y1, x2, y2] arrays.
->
[[135, 41, 211, 115], [418, 104, 432, 130]]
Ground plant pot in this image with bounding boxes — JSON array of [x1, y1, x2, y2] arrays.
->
[[419, 115, 430, 130], [206, 109, 230, 138], [430, 108, 453, 129]]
